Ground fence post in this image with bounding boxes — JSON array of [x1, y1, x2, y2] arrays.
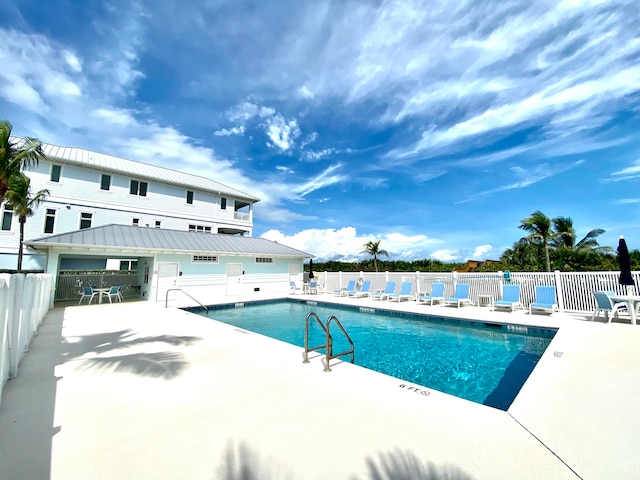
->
[[0, 278, 8, 402], [8, 274, 24, 379], [554, 270, 564, 312]]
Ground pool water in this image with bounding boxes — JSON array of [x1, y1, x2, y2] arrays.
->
[[195, 300, 555, 410]]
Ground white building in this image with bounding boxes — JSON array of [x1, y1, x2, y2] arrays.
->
[[26, 224, 310, 304], [1, 142, 312, 304], [0, 143, 259, 270]]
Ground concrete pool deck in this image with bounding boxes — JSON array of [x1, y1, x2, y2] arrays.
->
[[1, 293, 639, 479]]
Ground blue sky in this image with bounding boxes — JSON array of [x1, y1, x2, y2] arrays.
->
[[1, 0, 639, 262]]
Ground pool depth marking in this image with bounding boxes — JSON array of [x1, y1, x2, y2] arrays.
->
[[400, 383, 431, 397]]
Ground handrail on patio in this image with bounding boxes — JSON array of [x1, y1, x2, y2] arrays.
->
[[164, 288, 208, 311]]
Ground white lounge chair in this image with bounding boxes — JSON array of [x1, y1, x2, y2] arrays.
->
[[493, 284, 523, 312], [443, 283, 473, 308], [387, 281, 414, 302], [334, 280, 356, 297], [350, 280, 372, 298], [372, 281, 396, 301], [417, 282, 445, 306], [529, 286, 558, 314], [290, 281, 301, 294]]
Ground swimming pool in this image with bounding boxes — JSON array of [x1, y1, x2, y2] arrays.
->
[[190, 299, 555, 410]]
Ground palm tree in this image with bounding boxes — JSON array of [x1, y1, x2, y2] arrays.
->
[[5, 173, 49, 271], [551, 216, 610, 252], [361, 240, 389, 272], [500, 239, 546, 271], [518, 210, 553, 272], [0, 120, 46, 206]]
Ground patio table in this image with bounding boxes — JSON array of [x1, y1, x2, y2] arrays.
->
[[94, 288, 110, 304], [609, 295, 640, 325]]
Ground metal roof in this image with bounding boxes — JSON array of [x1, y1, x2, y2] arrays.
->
[[25, 224, 312, 257], [41, 143, 259, 202]]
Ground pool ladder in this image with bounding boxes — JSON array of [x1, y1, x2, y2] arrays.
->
[[303, 312, 354, 372]]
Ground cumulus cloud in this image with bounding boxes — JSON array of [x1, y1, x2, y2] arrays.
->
[[430, 249, 459, 263], [472, 245, 493, 259], [214, 125, 246, 137], [264, 114, 301, 151], [261, 227, 442, 262], [226, 102, 276, 122]]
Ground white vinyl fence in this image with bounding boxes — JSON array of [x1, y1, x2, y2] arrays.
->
[[312, 270, 640, 313], [0, 273, 53, 407]]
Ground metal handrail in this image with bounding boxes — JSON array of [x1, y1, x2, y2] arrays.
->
[[324, 315, 354, 372], [303, 312, 328, 363], [164, 288, 208, 311]]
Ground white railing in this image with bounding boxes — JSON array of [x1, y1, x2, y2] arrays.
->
[[311, 270, 640, 313], [0, 273, 54, 408], [234, 211, 251, 222]]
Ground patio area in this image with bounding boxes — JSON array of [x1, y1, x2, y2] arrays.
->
[[1, 293, 639, 479]]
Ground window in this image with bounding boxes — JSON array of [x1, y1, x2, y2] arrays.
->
[[155, 220, 161, 228], [1, 205, 12, 231], [50, 165, 61, 182], [101, 174, 111, 191], [256, 257, 274, 264], [119, 260, 138, 271], [80, 212, 93, 229], [192, 255, 218, 263], [188, 224, 212, 233], [220, 197, 227, 210], [44, 208, 56, 234], [130, 179, 148, 196], [132, 218, 140, 226], [186, 190, 194, 204]]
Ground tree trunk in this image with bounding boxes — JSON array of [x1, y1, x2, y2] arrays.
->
[[17, 218, 25, 272], [544, 240, 551, 272]]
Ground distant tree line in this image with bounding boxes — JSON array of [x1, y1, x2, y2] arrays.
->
[[310, 211, 637, 273]]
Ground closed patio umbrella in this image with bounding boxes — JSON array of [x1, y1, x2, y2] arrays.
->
[[618, 236, 635, 295], [308, 259, 314, 279]]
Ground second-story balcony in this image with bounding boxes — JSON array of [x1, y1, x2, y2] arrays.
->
[[234, 211, 251, 222]]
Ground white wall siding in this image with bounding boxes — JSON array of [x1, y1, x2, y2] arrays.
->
[[0, 155, 257, 266]]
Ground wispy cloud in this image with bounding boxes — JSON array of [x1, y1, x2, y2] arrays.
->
[[291, 163, 347, 197], [455, 160, 585, 204], [611, 160, 640, 178]]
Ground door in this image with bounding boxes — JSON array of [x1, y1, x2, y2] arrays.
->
[[156, 262, 179, 301], [226, 263, 243, 296]]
